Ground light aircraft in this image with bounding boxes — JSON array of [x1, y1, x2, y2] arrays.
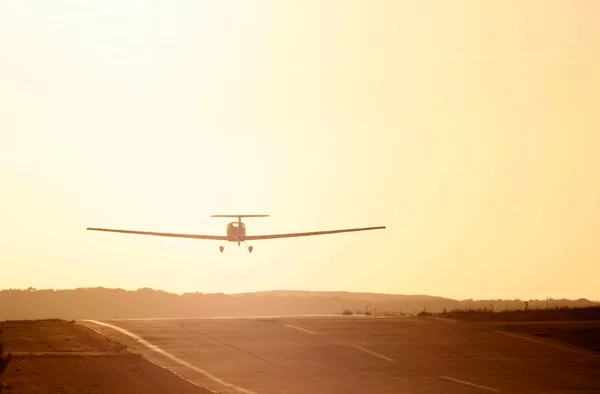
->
[[87, 214, 386, 253]]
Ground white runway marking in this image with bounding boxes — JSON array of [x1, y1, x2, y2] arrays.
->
[[84, 320, 256, 394], [428, 316, 458, 323], [495, 330, 599, 357], [440, 376, 501, 392], [284, 324, 323, 335], [82, 322, 219, 394], [349, 345, 395, 362]]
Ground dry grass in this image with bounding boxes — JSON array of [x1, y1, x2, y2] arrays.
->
[[436, 305, 600, 322], [431, 306, 600, 353], [338, 305, 600, 353]]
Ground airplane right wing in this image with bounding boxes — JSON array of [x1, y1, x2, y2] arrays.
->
[[87, 227, 228, 241], [245, 226, 386, 241]]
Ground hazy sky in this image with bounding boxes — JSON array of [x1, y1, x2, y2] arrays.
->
[[1, 1, 599, 301]]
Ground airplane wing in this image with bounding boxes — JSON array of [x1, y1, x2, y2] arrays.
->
[[86, 228, 228, 241], [245, 226, 385, 241]]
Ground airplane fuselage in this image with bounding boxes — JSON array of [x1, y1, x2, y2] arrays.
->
[[227, 221, 246, 243]]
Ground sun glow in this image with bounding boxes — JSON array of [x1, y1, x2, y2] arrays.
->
[[1, 1, 599, 300]]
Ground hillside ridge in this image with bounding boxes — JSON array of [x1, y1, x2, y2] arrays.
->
[[0, 287, 597, 320]]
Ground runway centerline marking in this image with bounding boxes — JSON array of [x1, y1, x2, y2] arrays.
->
[[283, 324, 324, 335], [349, 345, 395, 362], [495, 330, 599, 358], [440, 376, 500, 392], [84, 320, 256, 394]]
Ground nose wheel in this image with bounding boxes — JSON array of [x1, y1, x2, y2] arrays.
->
[[248, 245, 253, 253], [219, 246, 224, 253]]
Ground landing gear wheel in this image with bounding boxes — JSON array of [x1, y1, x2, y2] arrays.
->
[[219, 246, 224, 253], [248, 246, 253, 253]]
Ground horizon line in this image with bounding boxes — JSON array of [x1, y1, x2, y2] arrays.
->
[[1, 286, 598, 303]]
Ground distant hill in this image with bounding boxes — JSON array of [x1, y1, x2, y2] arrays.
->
[[0, 287, 597, 320], [237, 290, 449, 301]]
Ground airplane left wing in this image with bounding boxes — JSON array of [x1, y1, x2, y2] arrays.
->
[[245, 226, 385, 241], [87, 228, 228, 241]]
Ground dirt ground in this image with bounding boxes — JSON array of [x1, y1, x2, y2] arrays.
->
[[0, 319, 212, 394]]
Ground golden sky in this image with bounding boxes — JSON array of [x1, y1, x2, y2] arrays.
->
[[1, 1, 599, 300]]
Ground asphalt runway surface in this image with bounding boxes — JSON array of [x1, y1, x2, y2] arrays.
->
[[80, 316, 600, 394]]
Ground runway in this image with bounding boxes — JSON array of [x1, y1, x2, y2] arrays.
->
[[79, 316, 600, 394]]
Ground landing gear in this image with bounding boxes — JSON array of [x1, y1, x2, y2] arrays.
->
[[219, 242, 252, 253]]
